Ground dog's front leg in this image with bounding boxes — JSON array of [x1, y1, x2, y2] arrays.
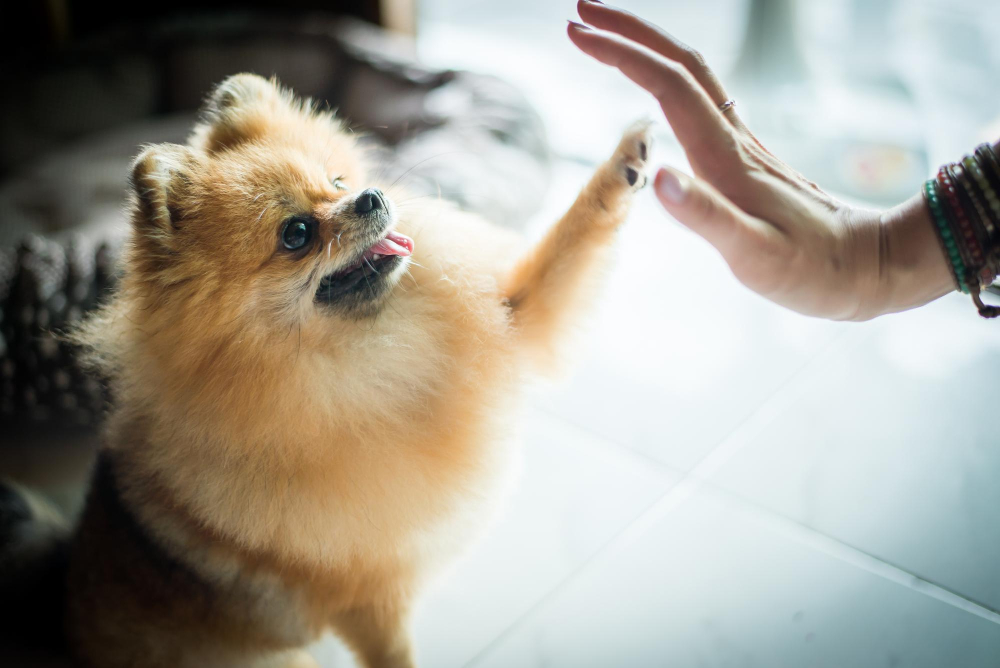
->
[[332, 602, 415, 668], [503, 121, 651, 351]]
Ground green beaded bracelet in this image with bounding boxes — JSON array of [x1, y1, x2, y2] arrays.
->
[[924, 179, 969, 293]]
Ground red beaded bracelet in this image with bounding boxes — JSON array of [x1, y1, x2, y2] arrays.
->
[[944, 164, 991, 284], [937, 168, 983, 273]]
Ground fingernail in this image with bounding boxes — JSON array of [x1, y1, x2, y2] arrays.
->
[[656, 168, 687, 204], [567, 20, 591, 30]]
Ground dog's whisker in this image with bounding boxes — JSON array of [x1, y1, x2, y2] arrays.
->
[[385, 151, 465, 192]]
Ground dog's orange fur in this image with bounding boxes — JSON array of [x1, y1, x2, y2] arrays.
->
[[68, 74, 650, 668]]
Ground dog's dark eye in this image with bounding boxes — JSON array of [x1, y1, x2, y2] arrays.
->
[[331, 176, 349, 191], [281, 218, 314, 251]]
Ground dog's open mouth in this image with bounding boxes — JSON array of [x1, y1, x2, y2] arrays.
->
[[315, 230, 414, 305]]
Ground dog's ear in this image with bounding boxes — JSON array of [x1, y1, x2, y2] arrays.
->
[[204, 72, 278, 117], [129, 143, 198, 256], [190, 73, 284, 153]]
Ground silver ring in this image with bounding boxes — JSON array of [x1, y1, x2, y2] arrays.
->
[[718, 99, 736, 113]]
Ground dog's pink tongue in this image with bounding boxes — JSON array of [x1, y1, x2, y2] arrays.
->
[[370, 230, 414, 257]]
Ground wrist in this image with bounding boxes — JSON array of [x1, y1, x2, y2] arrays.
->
[[875, 193, 955, 315]]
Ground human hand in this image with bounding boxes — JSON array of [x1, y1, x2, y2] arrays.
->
[[568, 0, 955, 320]]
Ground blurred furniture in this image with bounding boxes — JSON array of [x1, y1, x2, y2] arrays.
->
[[3, 0, 418, 55]]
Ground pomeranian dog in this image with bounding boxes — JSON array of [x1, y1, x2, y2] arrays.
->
[[12, 73, 650, 668]]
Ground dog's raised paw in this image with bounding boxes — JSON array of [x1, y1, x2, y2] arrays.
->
[[614, 120, 653, 191]]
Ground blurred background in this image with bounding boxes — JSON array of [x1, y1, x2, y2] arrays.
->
[[2, 1, 1000, 666], [419, 0, 1000, 205]]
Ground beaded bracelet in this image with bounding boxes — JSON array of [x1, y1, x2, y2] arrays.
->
[[945, 164, 991, 284], [938, 167, 983, 276], [952, 163, 993, 240], [975, 144, 1000, 199], [924, 180, 968, 294], [922, 143, 1000, 318], [964, 156, 1000, 235]]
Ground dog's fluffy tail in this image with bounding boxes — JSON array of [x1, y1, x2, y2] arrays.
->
[[0, 479, 71, 657]]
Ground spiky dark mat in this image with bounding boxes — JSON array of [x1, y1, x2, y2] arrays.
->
[[0, 235, 121, 429]]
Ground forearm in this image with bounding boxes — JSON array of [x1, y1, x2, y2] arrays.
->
[[877, 192, 955, 315]]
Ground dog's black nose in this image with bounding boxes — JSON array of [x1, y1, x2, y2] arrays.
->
[[355, 188, 385, 215]]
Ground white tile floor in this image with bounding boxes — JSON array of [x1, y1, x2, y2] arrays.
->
[[472, 490, 1000, 668]]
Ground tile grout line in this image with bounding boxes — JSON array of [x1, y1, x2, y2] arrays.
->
[[463, 326, 869, 667], [732, 494, 1000, 625], [532, 403, 684, 479], [570, 325, 880, 557], [534, 327, 859, 491]]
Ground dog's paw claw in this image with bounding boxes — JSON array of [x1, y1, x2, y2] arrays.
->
[[615, 120, 653, 191]]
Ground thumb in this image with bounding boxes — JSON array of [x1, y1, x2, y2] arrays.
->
[[653, 166, 762, 259]]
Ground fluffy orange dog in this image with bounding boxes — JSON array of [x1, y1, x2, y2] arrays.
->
[[65, 74, 650, 668]]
